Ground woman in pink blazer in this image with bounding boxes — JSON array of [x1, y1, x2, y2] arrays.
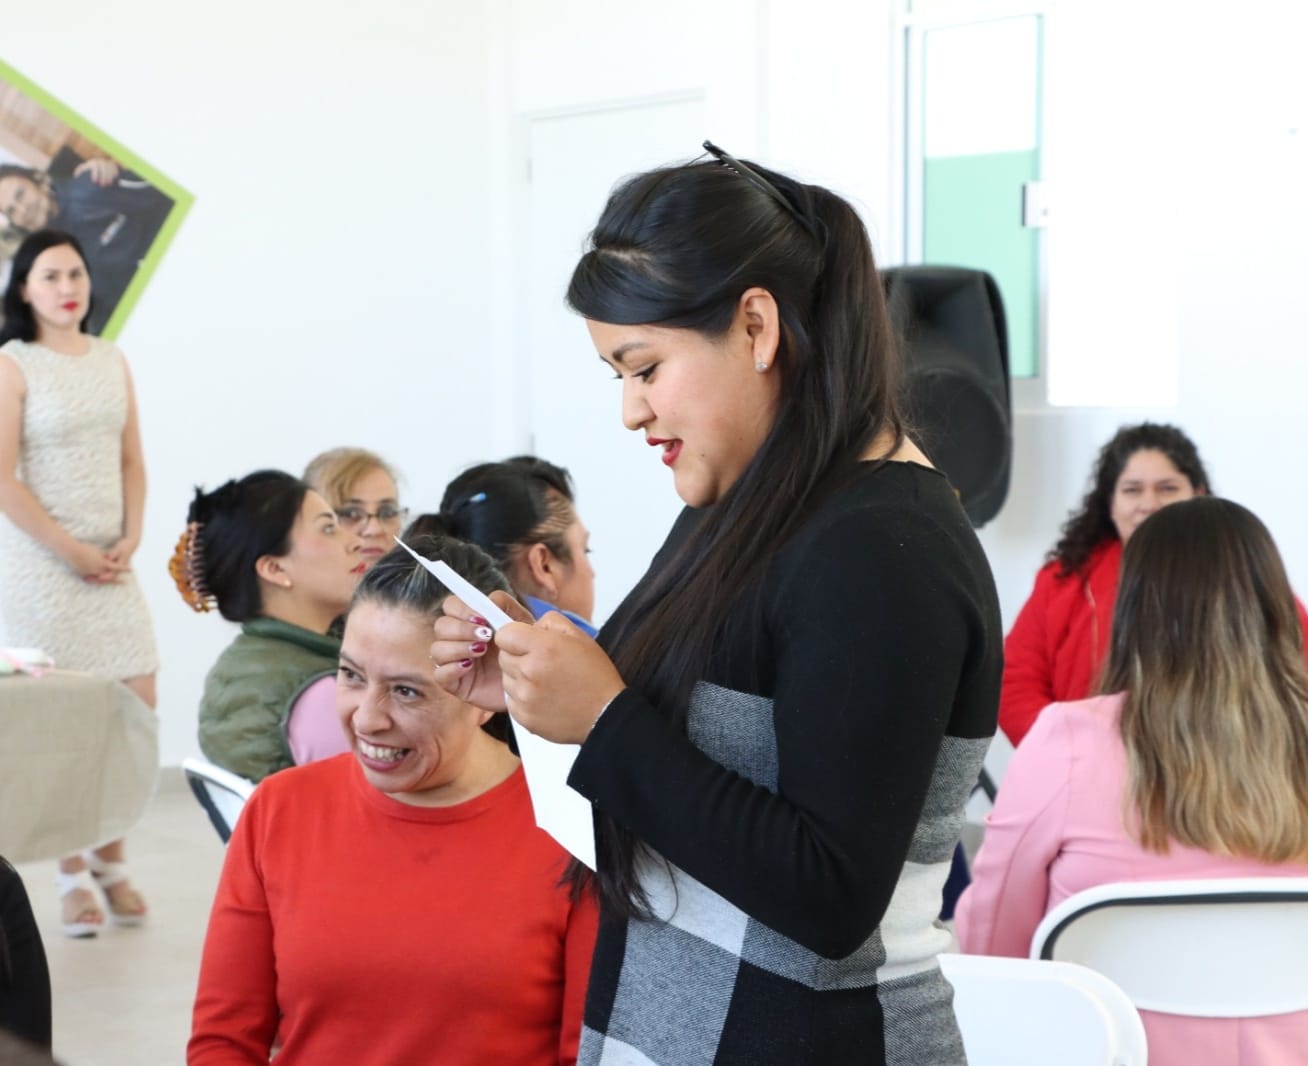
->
[[957, 496, 1308, 1066]]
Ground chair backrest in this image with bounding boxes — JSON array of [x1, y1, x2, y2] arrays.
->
[[940, 953, 1147, 1066], [1032, 877, 1308, 1017], [181, 757, 256, 844]]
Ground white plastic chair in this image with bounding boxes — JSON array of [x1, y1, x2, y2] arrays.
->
[[940, 953, 1147, 1065], [182, 757, 255, 844], [1032, 877, 1308, 1017]]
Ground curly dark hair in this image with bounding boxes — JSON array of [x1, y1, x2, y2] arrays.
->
[[1050, 422, 1211, 576]]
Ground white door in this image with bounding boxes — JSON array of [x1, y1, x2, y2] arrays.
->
[[525, 97, 704, 624]]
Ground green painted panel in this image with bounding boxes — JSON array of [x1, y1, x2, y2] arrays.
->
[[924, 149, 1039, 377]]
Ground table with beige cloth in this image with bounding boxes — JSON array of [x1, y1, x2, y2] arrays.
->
[[0, 671, 158, 863]]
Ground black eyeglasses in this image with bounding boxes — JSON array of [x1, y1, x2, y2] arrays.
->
[[335, 504, 409, 531], [701, 140, 820, 240]]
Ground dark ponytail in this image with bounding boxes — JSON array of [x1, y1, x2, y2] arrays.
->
[[565, 154, 904, 915], [426, 459, 580, 578]]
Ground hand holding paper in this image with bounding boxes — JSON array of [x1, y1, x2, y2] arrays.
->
[[422, 562, 530, 712], [494, 614, 625, 744]]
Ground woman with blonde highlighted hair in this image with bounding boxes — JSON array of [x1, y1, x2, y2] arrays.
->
[[303, 447, 405, 572], [957, 496, 1308, 1065]]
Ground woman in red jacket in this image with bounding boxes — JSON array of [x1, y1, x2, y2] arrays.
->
[[999, 423, 1209, 744]]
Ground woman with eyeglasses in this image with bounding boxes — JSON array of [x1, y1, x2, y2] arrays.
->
[[429, 146, 1002, 1065], [171, 470, 363, 783], [303, 447, 407, 572]]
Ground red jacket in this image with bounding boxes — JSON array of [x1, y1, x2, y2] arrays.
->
[[999, 540, 1122, 745], [1000, 538, 1308, 745]]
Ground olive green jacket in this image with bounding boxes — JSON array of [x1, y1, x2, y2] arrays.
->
[[197, 617, 340, 783]]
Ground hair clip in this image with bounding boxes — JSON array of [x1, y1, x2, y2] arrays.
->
[[469, 492, 487, 504], [701, 140, 820, 240], [168, 521, 217, 613]]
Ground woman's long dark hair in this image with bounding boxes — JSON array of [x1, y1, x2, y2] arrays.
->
[[565, 153, 904, 915], [1050, 422, 1210, 576], [0, 229, 95, 344]]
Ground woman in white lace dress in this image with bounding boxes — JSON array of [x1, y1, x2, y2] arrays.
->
[[0, 230, 157, 938]]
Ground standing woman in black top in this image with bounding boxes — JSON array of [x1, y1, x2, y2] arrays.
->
[[432, 145, 1002, 1065]]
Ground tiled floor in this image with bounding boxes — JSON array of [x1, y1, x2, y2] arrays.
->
[[14, 770, 226, 1065]]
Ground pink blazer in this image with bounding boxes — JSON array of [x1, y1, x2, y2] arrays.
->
[[955, 693, 1308, 1066]]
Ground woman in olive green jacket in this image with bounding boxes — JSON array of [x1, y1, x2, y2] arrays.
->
[[171, 469, 363, 782]]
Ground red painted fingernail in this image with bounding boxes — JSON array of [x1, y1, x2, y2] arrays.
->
[[473, 626, 494, 641], [459, 659, 473, 669], [470, 642, 488, 654], [471, 615, 489, 627]]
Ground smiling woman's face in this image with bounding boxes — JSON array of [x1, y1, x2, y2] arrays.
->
[[588, 307, 781, 509], [1110, 448, 1200, 544], [337, 601, 498, 807]]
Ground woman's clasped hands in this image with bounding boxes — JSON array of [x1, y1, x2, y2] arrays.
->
[[66, 538, 130, 585], [431, 591, 624, 745]]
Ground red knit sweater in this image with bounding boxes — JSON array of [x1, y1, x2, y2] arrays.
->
[[189, 756, 597, 1065]]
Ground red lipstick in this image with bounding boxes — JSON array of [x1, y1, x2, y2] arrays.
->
[[648, 437, 682, 466]]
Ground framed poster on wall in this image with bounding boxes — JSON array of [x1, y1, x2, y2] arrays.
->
[[0, 58, 192, 339]]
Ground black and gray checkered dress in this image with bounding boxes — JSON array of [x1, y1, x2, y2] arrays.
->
[[568, 463, 1001, 1065]]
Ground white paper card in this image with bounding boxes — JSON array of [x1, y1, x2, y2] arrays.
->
[[393, 539, 597, 868]]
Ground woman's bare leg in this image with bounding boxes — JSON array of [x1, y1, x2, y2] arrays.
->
[[86, 672, 157, 919], [122, 673, 156, 710]]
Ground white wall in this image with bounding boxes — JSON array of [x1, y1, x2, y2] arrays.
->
[[7, 0, 502, 766], [977, 1, 1308, 626], [491, 0, 897, 288], [493, 0, 1308, 635], [488, 0, 901, 619], [7, 0, 1307, 765]]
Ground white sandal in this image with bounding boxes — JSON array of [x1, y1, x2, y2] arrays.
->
[[83, 852, 148, 927], [55, 869, 104, 939]]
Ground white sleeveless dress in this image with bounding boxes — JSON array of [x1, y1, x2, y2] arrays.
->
[[0, 337, 158, 677]]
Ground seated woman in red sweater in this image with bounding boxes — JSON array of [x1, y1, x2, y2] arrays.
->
[[189, 536, 599, 1066], [999, 423, 1210, 744], [957, 496, 1308, 1065]]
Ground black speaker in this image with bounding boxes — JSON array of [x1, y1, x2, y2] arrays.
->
[[882, 266, 1012, 527]]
